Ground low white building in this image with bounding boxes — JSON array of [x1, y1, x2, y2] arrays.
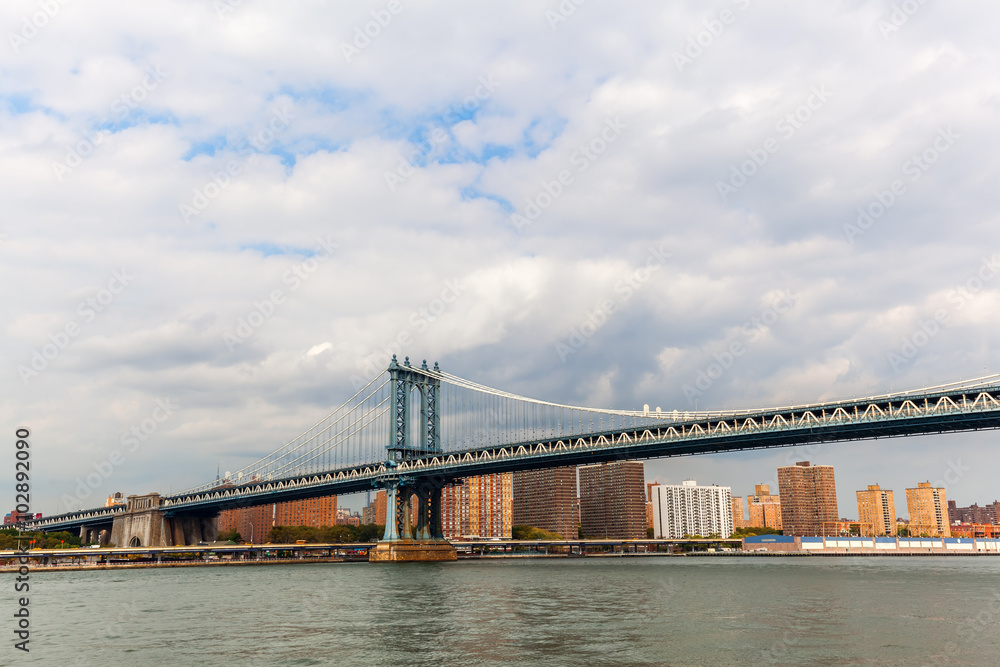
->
[[651, 480, 734, 539]]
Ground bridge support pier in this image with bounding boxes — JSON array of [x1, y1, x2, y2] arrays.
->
[[370, 477, 456, 563], [109, 493, 218, 547]]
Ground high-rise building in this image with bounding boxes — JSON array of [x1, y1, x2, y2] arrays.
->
[[274, 495, 338, 528], [105, 492, 125, 507], [358, 490, 390, 526], [856, 484, 897, 536], [777, 461, 838, 536], [651, 480, 734, 539], [218, 494, 338, 543], [906, 482, 950, 537], [217, 504, 274, 543], [947, 500, 959, 524], [362, 503, 376, 525], [981, 501, 997, 524], [512, 466, 578, 539], [647, 483, 659, 531], [579, 461, 646, 539], [948, 501, 998, 525], [731, 496, 746, 530], [375, 489, 387, 525], [747, 483, 782, 530], [441, 473, 512, 539]]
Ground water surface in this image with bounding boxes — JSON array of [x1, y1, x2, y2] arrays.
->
[[18, 557, 1000, 666]]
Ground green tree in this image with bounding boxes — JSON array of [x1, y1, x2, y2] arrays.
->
[[0, 529, 83, 550], [265, 524, 384, 544], [218, 529, 242, 543], [513, 525, 566, 540], [349, 524, 384, 542], [730, 526, 781, 538], [318, 525, 353, 543]]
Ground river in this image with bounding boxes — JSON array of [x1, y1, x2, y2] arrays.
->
[[16, 556, 1000, 666]]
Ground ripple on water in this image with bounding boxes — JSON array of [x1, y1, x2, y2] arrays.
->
[[21, 557, 1000, 666]]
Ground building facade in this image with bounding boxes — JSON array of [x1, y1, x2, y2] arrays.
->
[[950, 523, 1000, 539], [511, 466, 578, 539], [274, 495, 338, 528], [217, 503, 274, 543], [777, 461, 838, 536], [747, 483, 782, 530], [648, 483, 659, 531], [579, 461, 646, 539], [218, 493, 338, 542], [856, 484, 897, 536], [731, 496, 746, 530], [651, 480, 734, 539], [441, 473, 512, 539], [362, 503, 376, 525], [906, 482, 950, 537], [948, 500, 999, 525], [4, 510, 42, 524]]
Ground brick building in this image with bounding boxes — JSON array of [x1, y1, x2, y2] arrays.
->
[[906, 482, 950, 537], [512, 466, 578, 539], [441, 473, 512, 539], [747, 484, 782, 530], [579, 461, 646, 539], [856, 484, 897, 536], [731, 497, 746, 530], [947, 500, 999, 525], [777, 462, 838, 536], [218, 493, 338, 543]]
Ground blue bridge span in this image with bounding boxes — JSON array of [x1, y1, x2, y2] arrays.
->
[[23, 358, 1000, 552]]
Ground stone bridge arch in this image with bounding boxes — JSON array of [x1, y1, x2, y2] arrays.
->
[[110, 493, 218, 547]]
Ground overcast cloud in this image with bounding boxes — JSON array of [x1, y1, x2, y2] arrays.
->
[[3, 0, 999, 517]]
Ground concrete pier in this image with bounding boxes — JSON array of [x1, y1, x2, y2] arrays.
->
[[369, 539, 457, 562]]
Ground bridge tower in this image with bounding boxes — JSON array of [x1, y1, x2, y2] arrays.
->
[[371, 356, 457, 562]]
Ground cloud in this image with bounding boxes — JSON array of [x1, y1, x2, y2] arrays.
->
[[3, 0, 1000, 515]]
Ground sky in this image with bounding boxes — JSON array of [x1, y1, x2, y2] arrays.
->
[[2, 0, 999, 519]]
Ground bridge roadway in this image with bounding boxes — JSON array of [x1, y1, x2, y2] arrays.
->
[[23, 380, 1000, 534]]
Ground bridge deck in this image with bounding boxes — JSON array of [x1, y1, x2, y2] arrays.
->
[[23, 380, 1000, 534]]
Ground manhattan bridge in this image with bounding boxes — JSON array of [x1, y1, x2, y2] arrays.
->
[[22, 356, 1000, 560]]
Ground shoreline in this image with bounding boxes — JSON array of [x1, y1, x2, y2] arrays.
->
[[0, 556, 365, 572], [4, 549, 999, 572]]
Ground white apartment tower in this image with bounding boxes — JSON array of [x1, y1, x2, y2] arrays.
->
[[651, 480, 734, 539]]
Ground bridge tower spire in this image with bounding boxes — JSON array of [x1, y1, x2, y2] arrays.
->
[[387, 354, 441, 462]]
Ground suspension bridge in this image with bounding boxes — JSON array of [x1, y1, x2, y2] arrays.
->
[[21, 356, 1000, 560]]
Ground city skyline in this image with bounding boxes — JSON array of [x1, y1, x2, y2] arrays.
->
[[72, 457, 1000, 539], [84, 445, 1000, 527]]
